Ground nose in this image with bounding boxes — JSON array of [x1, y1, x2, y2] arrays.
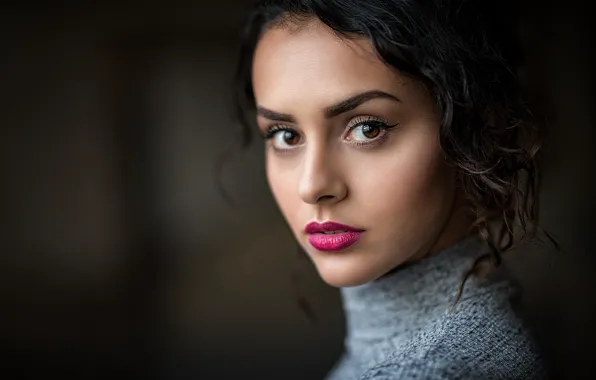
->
[[298, 144, 348, 205]]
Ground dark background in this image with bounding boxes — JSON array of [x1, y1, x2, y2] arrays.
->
[[1, 1, 595, 379]]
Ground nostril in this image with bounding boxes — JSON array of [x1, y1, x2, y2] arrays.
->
[[317, 195, 335, 203]]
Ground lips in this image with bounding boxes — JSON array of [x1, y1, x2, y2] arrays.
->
[[305, 221, 364, 252]]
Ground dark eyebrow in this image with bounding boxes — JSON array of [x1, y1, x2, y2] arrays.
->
[[256, 107, 296, 123], [256, 90, 400, 123], [325, 90, 400, 118]]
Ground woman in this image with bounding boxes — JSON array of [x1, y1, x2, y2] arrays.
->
[[234, 0, 552, 378]]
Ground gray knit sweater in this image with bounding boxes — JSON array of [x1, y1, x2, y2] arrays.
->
[[325, 236, 546, 380]]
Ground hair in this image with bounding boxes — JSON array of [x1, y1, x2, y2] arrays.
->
[[232, 0, 558, 312]]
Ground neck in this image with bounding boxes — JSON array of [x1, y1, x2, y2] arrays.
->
[[340, 235, 488, 343]]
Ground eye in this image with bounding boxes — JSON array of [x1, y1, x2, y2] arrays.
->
[[263, 126, 301, 150], [352, 123, 381, 139], [345, 117, 397, 145]]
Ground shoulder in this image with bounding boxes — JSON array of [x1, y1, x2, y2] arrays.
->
[[360, 282, 547, 380]]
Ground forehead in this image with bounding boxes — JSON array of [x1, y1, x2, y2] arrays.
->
[[251, 19, 405, 109]]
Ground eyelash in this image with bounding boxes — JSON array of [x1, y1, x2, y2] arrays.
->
[[346, 116, 398, 148], [261, 116, 398, 149], [263, 125, 292, 140]]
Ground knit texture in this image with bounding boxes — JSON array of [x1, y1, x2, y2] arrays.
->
[[325, 236, 546, 380]]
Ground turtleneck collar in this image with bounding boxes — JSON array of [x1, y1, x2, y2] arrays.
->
[[340, 235, 491, 342]]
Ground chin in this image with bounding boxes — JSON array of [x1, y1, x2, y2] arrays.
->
[[320, 274, 365, 288], [312, 255, 385, 288]]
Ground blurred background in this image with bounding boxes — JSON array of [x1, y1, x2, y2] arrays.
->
[[1, 1, 594, 379]]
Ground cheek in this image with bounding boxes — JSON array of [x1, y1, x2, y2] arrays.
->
[[355, 135, 455, 226]]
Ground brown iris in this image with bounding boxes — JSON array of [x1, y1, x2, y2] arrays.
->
[[283, 130, 300, 145], [362, 124, 381, 139]]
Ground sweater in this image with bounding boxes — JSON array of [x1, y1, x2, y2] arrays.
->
[[325, 236, 546, 380]]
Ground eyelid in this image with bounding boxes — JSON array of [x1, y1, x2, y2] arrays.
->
[[346, 115, 393, 128], [343, 116, 398, 141], [344, 116, 399, 148], [261, 124, 295, 140]]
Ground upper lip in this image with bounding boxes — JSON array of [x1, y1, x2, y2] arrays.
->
[[305, 221, 363, 234]]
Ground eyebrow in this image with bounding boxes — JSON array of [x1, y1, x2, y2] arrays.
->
[[256, 90, 400, 122]]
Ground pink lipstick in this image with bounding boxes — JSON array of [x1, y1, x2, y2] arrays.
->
[[305, 221, 364, 252]]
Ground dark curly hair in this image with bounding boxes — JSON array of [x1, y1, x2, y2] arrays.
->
[[233, 0, 557, 306]]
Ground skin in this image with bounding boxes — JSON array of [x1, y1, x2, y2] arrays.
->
[[252, 19, 473, 287]]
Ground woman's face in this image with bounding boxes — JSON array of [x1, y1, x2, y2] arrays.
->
[[252, 19, 468, 287]]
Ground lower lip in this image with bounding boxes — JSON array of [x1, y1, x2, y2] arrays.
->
[[308, 231, 363, 252]]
